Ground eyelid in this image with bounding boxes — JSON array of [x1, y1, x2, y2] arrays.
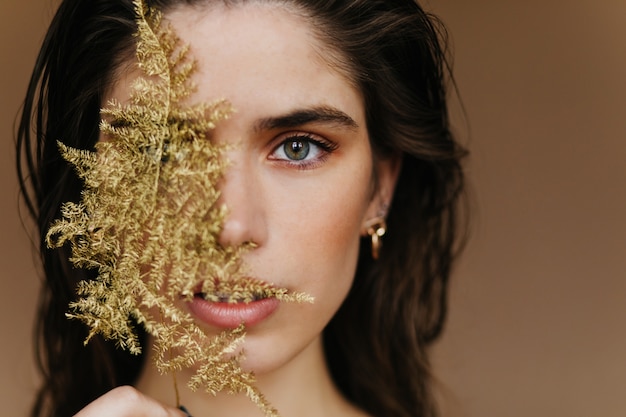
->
[[271, 131, 338, 151]]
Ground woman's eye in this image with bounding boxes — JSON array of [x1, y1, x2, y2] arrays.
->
[[282, 139, 312, 161], [269, 134, 337, 168]]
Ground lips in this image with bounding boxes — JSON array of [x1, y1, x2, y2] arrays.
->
[[187, 294, 280, 328], [183, 277, 280, 328], [184, 277, 313, 328]]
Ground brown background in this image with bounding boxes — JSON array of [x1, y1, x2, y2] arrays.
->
[[2, 0, 625, 416]]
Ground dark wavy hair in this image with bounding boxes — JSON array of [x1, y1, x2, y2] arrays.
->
[[16, 0, 468, 416]]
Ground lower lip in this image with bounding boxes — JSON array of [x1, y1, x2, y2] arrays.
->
[[187, 296, 280, 329]]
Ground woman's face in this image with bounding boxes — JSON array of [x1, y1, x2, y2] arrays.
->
[[111, 3, 397, 376]]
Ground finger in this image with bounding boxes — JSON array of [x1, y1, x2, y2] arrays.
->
[[74, 386, 187, 417]]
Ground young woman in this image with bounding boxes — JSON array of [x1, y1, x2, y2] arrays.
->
[[16, 0, 468, 416]]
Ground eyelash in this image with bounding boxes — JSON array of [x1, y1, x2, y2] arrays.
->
[[268, 132, 339, 170]]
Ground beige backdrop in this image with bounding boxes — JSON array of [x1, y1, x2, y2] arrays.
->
[[2, 1, 625, 416]]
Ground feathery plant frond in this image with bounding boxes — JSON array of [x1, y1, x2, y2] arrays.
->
[[46, 1, 311, 415]]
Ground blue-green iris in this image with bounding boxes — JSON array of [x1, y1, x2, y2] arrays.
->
[[284, 139, 310, 161]]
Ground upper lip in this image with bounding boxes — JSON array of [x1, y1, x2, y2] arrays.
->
[[180, 277, 314, 304], [197, 290, 269, 303], [185, 276, 279, 303]]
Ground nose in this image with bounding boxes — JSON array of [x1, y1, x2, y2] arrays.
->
[[216, 151, 266, 248]]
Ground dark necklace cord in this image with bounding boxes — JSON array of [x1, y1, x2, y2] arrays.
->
[[179, 405, 193, 416]]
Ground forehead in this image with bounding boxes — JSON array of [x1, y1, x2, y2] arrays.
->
[[167, 3, 318, 66], [162, 3, 363, 122], [104, 1, 365, 132], [166, 2, 356, 88]]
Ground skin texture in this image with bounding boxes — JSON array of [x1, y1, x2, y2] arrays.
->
[[85, 3, 399, 417]]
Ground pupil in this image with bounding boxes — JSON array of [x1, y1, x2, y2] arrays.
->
[[285, 140, 310, 161]]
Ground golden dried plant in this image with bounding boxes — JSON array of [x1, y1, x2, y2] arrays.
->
[[46, 1, 312, 415]]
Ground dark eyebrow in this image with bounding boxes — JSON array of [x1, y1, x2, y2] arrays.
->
[[254, 106, 359, 132]]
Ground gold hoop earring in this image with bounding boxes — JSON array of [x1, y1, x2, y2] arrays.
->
[[366, 218, 387, 260]]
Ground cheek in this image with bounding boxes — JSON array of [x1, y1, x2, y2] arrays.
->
[[268, 159, 373, 290], [307, 186, 368, 251]]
